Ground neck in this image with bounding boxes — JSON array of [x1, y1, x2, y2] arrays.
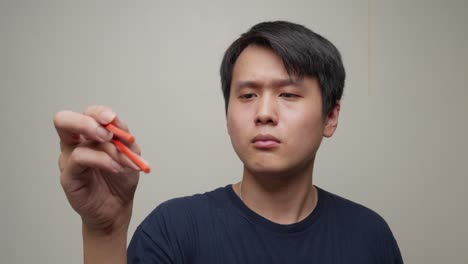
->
[[235, 161, 317, 225]]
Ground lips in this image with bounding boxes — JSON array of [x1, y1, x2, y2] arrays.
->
[[252, 134, 280, 149], [252, 134, 280, 143]]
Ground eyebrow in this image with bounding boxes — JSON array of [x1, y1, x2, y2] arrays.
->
[[234, 78, 301, 90]]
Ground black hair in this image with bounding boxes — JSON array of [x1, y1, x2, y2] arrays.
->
[[220, 20, 345, 119]]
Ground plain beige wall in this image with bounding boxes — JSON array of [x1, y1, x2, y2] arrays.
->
[[1, 0, 467, 263]]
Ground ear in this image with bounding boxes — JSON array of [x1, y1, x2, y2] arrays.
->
[[323, 100, 341, 138], [226, 111, 231, 136]]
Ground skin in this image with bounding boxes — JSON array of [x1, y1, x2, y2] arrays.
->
[[54, 105, 142, 263], [53, 44, 341, 263], [227, 44, 341, 224]]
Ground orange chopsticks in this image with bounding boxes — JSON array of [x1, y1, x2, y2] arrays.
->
[[112, 139, 150, 173], [105, 124, 135, 143], [105, 123, 150, 173]]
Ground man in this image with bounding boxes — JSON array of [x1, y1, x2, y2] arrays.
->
[[54, 21, 403, 263]]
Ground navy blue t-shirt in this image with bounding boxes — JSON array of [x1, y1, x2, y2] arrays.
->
[[128, 185, 403, 263]]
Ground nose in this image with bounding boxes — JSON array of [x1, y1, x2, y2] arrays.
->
[[255, 94, 278, 126]]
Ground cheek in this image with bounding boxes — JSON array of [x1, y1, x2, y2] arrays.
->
[[226, 112, 251, 162], [285, 108, 324, 150], [227, 109, 246, 143]]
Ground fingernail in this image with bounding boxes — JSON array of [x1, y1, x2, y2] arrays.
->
[[122, 153, 141, 171], [111, 160, 123, 173], [97, 126, 112, 141], [100, 111, 116, 124], [129, 161, 141, 171]]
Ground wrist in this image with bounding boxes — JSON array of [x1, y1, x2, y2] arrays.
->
[[82, 222, 128, 264], [82, 221, 129, 239], [81, 205, 133, 264], [82, 205, 133, 236]]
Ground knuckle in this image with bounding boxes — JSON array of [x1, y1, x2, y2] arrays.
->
[[84, 104, 113, 116], [102, 141, 116, 153], [69, 147, 85, 164], [59, 175, 65, 188], [58, 153, 67, 172], [59, 141, 64, 151], [84, 105, 99, 115], [57, 155, 62, 169], [60, 174, 70, 190]]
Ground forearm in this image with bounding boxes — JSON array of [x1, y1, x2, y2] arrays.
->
[[82, 223, 128, 264]]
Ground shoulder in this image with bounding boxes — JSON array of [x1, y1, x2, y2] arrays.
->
[[130, 186, 229, 260], [158, 185, 226, 213], [318, 187, 395, 238], [140, 185, 228, 231], [128, 187, 229, 263], [317, 187, 403, 262]]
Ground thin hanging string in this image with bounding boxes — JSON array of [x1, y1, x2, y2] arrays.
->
[[239, 180, 243, 201]]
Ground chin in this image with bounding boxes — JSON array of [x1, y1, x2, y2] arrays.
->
[[244, 161, 293, 178], [243, 154, 314, 179]]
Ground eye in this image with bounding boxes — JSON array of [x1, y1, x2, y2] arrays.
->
[[239, 93, 256, 99], [280, 93, 299, 98]]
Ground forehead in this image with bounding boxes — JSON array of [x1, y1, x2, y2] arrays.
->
[[232, 45, 290, 82], [231, 45, 312, 91]]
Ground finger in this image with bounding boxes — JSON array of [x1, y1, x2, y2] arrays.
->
[[65, 145, 124, 176], [54, 110, 114, 146], [129, 142, 142, 156], [83, 106, 140, 154], [110, 116, 141, 155], [53, 111, 84, 146], [112, 140, 149, 173], [83, 106, 142, 155], [115, 137, 142, 156], [106, 124, 135, 144], [119, 151, 143, 171], [58, 153, 66, 173], [91, 141, 142, 171], [83, 105, 116, 125], [112, 116, 130, 132], [61, 141, 141, 177]]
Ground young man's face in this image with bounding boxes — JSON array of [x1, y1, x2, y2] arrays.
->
[[227, 44, 339, 177]]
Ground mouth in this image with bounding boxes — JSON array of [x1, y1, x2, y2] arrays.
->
[[252, 134, 280, 149]]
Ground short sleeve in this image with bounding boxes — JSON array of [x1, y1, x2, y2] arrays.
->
[[127, 205, 175, 264], [376, 219, 404, 264]]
